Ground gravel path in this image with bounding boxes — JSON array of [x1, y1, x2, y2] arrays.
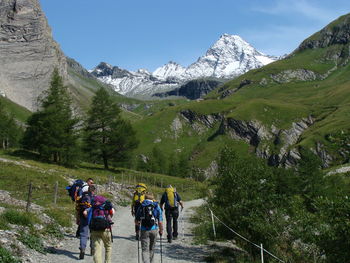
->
[[45, 199, 207, 263]]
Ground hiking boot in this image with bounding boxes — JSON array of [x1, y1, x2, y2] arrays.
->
[[75, 228, 80, 238], [79, 249, 85, 260], [167, 238, 172, 243]]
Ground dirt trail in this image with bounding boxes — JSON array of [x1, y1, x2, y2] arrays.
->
[[45, 199, 207, 263]]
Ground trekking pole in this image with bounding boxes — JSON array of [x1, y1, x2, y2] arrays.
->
[[137, 222, 141, 263], [181, 208, 185, 240], [160, 233, 163, 263]]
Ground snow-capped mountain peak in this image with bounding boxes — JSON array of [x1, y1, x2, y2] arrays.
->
[[153, 61, 186, 80], [184, 33, 276, 79], [91, 33, 277, 98]]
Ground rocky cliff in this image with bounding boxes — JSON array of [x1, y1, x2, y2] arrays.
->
[[152, 79, 223, 100], [0, 0, 67, 111]]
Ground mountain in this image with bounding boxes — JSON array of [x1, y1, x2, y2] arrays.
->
[[91, 34, 277, 98], [131, 13, 350, 174], [0, 0, 67, 111], [153, 79, 224, 100], [0, 0, 119, 113]]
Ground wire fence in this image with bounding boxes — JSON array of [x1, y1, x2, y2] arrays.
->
[[209, 208, 285, 263]]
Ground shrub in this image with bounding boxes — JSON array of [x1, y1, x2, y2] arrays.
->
[[45, 208, 72, 228], [43, 223, 64, 239], [18, 232, 46, 254], [2, 210, 38, 226], [0, 214, 9, 230], [0, 246, 21, 263]]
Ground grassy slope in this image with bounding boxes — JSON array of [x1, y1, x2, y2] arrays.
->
[[131, 16, 350, 169], [0, 150, 203, 205], [0, 96, 31, 123]]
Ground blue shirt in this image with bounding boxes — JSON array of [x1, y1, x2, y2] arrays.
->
[[135, 199, 163, 231]]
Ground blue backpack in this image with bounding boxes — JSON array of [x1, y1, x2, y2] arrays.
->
[[66, 179, 86, 201]]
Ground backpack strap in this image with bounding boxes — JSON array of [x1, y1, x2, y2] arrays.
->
[[87, 197, 94, 226]]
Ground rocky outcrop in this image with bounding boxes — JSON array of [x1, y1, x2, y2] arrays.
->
[[190, 112, 319, 167], [153, 79, 222, 100], [219, 118, 272, 146], [312, 142, 333, 168], [174, 108, 332, 170], [297, 14, 350, 51], [66, 57, 94, 79], [0, 0, 67, 111], [180, 109, 223, 133], [270, 69, 318, 83], [219, 79, 251, 99]]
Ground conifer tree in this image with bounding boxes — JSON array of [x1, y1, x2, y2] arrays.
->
[[22, 69, 79, 165], [0, 100, 22, 149], [83, 87, 138, 169]]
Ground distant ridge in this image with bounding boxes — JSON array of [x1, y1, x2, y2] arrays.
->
[[90, 34, 277, 98]]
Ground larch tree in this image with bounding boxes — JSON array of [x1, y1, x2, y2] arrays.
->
[[22, 69, 79, 165], [83, 87, 138, 169]]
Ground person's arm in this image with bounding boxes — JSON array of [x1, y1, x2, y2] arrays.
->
[[177, 193, 184, 210], [160, 193, 166, 210], [157, 206, 163, 235], [135, 206, 141, 224]]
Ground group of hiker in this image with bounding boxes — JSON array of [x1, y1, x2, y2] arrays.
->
[[67, 178, 184, 263], [67, 178, 115, 263]]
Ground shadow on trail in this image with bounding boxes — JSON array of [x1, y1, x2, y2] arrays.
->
[[154, 241, 206, 262], [48, 247, 79, 260], [113, 234, 136, 241]]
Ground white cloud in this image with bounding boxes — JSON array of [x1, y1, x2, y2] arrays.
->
[[253, 0, 340, 23], [241, 25, 319, 56]]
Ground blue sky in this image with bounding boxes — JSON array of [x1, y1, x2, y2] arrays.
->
[[40, 0, 349, 72]]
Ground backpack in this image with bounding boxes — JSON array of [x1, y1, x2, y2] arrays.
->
[[133, 183, 147, 205], [88, 196, 114, 231], [165, 186, 177, 208], [66, 179, 87, 202], [140, 202, 159, 228]]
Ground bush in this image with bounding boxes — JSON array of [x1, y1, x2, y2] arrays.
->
[[45, 208, 72, 228], [42, 223, 64, 239], [0, 214, 9, 230], [2, 210, 38, 226], [0, 246, 21, 263], [18, 232, 46, 254]]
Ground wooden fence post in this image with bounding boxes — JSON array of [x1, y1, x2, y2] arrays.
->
[[26, 182, 33, 212], [53, 181, 58, 205]]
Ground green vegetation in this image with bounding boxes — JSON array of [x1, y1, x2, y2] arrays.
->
[[43, 223, 64, 239], [0, 100, 22, 149], [22, 70, 79, 166], [194, 147, 350, 262], [1, 210, 39, 226], [0, 246, 21, 263], [129, 15, 350, 174], [18, 232, 46, 254], [0, 96, 31, 123], [83, 87, 138, 169]]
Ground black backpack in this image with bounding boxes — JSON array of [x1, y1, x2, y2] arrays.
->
[[141, 204, 156, 228]]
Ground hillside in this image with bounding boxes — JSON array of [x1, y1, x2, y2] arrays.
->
[[131, 13, 350, 173]]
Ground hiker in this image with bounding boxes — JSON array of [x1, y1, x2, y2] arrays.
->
[[160, 185, 184, 243], [88, 195, 115, 263], [131, 183, 147, 240], [78, 184, 95, 259], [136, 193, 163, 263]]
